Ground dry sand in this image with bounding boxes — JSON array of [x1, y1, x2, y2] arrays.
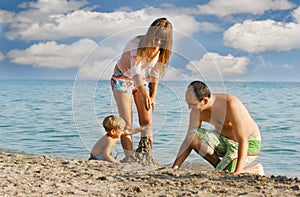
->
[[0, 151, 299, 197]]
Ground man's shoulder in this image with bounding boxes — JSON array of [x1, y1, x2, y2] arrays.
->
[[215, 93, 239, 102]]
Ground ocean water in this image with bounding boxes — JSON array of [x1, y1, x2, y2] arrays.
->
[[0, 80, 299, 178]]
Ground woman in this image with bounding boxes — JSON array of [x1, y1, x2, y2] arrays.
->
[[111, 17, 173, 160]]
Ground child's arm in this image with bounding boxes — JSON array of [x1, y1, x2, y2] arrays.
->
[[123, 127, 146, 135], [102, 140, 118, 163]]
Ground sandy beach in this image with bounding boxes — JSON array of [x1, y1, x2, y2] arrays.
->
[[0, 151, 299, 197]]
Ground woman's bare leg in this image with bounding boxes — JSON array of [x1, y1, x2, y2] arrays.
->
[[113, 90, 134, 158], [133, 90, 153, 150]]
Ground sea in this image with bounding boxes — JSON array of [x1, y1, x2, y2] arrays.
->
[[0, 80, 299, 178]]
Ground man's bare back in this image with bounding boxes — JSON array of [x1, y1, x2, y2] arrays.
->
[[196, 93, 260, 141]]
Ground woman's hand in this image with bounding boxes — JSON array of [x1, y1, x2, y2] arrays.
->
[[133, 74, 151, 110], [142, 93, 151, 111]]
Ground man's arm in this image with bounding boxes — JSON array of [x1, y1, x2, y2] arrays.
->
[[228, 98, 249, 174], [172, 135, 193, 169], [172, 109, 201, 169], [235, 138, 248, 174], [188, 109, 201, 131]]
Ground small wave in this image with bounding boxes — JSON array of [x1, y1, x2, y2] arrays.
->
[[263, 148, 298, 153], [0, 124, 13, 128]]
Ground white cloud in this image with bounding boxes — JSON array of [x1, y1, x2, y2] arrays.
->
[[162, 65, 190, 81], [198, 22, 223, 33], [1, 0, 88, 40], [186, 52, 249, 80], [19, 0, 88, 14], [7, 38, 119, 69], [77, 59, 116, 79], [0, 10, 16, 24], [0, 1, 210, 41], [255, 55, 273, 71], [6, 37, 129, 79], [197, 0, 295, 17], [283, 64, 294, 70], [0, 52, 5, 61], [223, 19, 300, 53], [292, 7, 300, 23]]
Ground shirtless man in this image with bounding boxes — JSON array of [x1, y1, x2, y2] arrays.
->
[[172, 81, 264, 175]]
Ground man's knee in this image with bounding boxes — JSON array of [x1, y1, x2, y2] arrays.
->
[[198, 143, 214, 157], [186, 132, 213, 157], [186, 132, 200, 148]]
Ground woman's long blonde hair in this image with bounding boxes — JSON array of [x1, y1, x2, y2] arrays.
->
[[136, 18, 173, 78]]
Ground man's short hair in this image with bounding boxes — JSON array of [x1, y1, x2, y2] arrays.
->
[[188, 81, 211, 101]]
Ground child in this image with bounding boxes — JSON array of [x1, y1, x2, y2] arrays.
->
[[89, 115, 143, 163]]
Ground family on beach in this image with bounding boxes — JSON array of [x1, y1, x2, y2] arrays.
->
[[89, 18, 264, 176]]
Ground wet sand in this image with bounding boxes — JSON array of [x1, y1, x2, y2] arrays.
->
[[0, 151, 299, 196]]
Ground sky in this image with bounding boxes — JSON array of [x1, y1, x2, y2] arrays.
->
[[0, 0, 300, 81]]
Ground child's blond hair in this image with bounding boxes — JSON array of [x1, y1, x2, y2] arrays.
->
[[102, 115, 126, 132]]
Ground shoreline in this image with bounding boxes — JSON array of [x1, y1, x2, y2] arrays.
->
[[0, 151, 299, 196]]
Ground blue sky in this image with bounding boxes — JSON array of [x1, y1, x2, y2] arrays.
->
[[0, 0, 299, 81]]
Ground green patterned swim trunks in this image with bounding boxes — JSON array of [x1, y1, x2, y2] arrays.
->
[[192, 128, 261, 172]]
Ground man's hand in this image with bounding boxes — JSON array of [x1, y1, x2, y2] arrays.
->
[[233, 169, 244, 175]]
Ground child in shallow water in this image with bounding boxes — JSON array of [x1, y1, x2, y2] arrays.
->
[[89, 115, 143, 163]]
